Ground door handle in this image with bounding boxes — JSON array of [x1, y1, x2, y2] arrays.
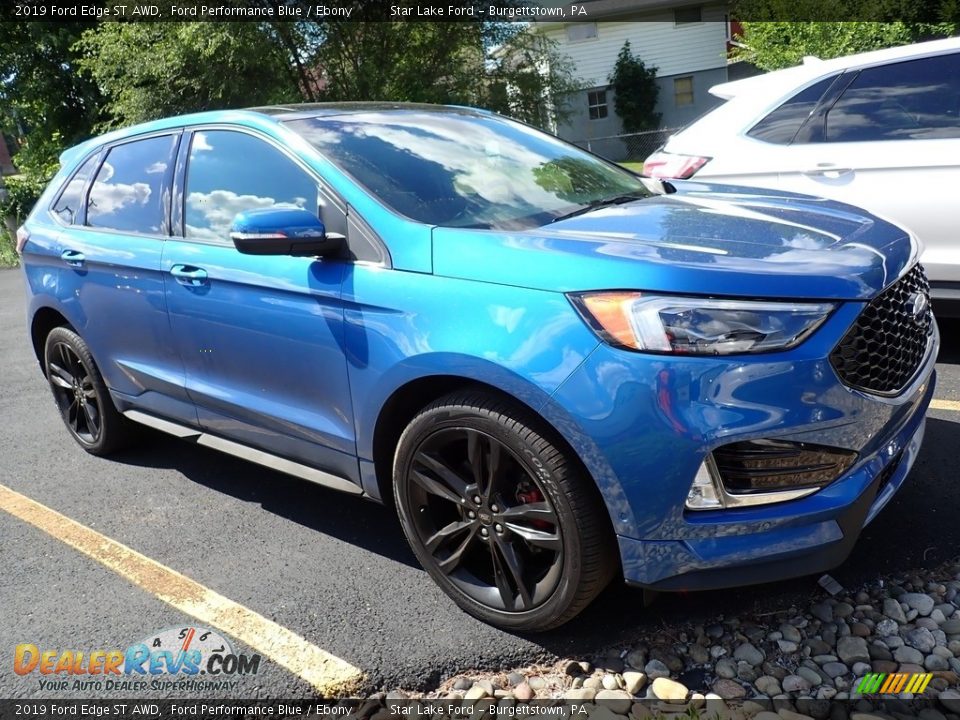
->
[[802, 164, 853, 179], [170, 264, 208, 286], [60, 249, 86, 267]]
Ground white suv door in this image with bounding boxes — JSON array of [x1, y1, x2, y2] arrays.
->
[[773, 52, 960, 286]]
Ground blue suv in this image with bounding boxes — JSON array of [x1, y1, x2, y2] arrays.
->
[[19, 104, 938, 630]]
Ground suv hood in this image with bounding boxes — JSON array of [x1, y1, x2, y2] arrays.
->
[[432, 184, 917, 301]]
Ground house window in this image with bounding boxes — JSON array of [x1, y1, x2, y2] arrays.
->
[[588, 90, 608, 120], [674, 76, 694, 107], [566, 23, 598, 42], [674, 6, 702, 23]]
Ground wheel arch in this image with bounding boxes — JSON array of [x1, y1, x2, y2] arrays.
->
[[30, 305, 73, 371], [369, 374, 624, 556]]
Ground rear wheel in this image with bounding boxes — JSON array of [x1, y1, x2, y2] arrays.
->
[[44, 326, 137, 456], [393, 390, 616, 631]]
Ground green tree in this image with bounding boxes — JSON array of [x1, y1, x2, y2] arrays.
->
[[76, 18, 301, 128], [608, 41, 660, 133]]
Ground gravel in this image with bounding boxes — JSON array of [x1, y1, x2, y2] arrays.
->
[[384, 560, 960, 717]]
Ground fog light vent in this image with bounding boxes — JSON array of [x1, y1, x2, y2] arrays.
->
[[686, 440, 857, 511], [715, 439, 857, 494]]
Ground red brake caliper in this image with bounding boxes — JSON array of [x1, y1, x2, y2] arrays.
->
[[516, 487, 552, 530]]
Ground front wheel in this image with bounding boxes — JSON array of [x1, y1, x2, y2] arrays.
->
[[393, 390, 616, 631], [44, 326, 137, 456]]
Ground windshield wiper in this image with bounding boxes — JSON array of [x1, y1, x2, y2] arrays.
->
[[549, 191, 648, 223]]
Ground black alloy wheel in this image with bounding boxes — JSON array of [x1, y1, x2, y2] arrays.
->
[[44, 326, 137, 456], [394, 390, 616, 631]]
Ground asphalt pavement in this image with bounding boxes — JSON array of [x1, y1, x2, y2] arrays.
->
[[1, 267, 959, 698]]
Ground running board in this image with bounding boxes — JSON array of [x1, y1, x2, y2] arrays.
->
[[123, 410, 363, 495]]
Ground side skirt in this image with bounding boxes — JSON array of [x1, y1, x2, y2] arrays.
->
[[123, 409, 364, 496]]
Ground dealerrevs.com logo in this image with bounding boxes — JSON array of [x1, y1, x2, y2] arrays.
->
[[14, 626, 261, 692]]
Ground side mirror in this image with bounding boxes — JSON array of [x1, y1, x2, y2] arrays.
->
[[229, 207, 344, 257]]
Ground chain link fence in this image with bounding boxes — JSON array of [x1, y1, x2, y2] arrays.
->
[[571, 128, 679, 164]]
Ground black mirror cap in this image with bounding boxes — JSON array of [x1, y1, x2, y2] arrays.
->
[[231, 232, 344, 257]]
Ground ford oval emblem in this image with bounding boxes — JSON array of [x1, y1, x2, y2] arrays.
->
[[907, 292, 929, 320]]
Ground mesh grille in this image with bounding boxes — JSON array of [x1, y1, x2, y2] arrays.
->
[[829, 264, 933, 395]]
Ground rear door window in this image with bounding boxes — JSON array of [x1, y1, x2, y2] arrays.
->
[[52, 153, 100, 226], [86, 134, 178, 234], [824, 53, 960, 142], [747, 75, 838, 144]]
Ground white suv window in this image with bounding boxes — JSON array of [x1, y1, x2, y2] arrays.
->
[[824, 53, 960, 142], [747, 75, 837, 145]]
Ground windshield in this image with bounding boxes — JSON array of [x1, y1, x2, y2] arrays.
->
[[284, 109, 650, 230]]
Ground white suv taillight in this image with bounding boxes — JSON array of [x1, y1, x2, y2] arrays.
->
[[15, 226, 29, 255], [643, 151, 709, 179]]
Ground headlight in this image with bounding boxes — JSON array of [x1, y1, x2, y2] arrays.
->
[[569, 292, 835, 355]]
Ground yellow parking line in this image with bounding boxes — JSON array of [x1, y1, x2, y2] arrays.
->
[[0, 483, 364, 697], [930, 399, 960, 412]]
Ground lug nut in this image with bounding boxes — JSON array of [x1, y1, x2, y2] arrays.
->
[[473, 495, 482, 504], [467, 510, 476, 519], [490, 504, 499, 513], [480, 528, 489, 537], [494, 524, 503, 533]]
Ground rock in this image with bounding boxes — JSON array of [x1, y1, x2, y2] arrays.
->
[[756, 676, 782, 696], [883, 598, 907, 623], [822, 662, 848, 679], [464, 685, 489, 702], [779, 640, 799, 654], [734, 642, 765, 667], [710, 646, 726, 659], [622, 672, 646, 695], [871, 659, 897, 673], [595, 689, 632, 713], [939, 618, 960, 634], [507, 672, 525, 687], [806, 639, 832, 656], [513, 683, 534, 702], [901, 593, 935, 616], [571, 678, 583, 689], [602, 657, 625, 674], [643, 659, 669, 680], [783, 675, 813, 693], [875, 619, 899, 637], [563, 660, 583, 677], [602, 674, 619, 691], [813, 655, 839, 665], [835, 603, 855, 619], [454, 678, 473, 691], [781, 624, 803, 644], [712, 678, 747, 700], [906, 627, 937, 653], [811, 603, 834, 624], [753, 713, 781, 720], [584, 677, 602, 690], [837, 637, 870, 665], [706, 623, 724, 639], [939, 689, 960, 713], [650, 678, 688, 702], [585, 707, 622, 720], [527, 677, 545, 690], [894, 646, 924, 664], [925, 654, 949, 671], [737, 661, 759, 682], [688, 644, 710, 664], [566, 688, 597, 701], [625, 650, 646, 671], [715, 658, 737, 679], [851, 623, 871, 638], [798, 667, 824, 686], [779, 711, 815, 720]]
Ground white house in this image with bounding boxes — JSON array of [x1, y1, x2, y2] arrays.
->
[[534, 0, 757, 146]]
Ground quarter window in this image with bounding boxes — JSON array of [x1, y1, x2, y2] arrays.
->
[[747, 75, 837, 145], [86, 135, 177, 234], [824, 53, 960, 142], [183, 130, 319, 243], [53, 153, 100, 225], [588, 90, 608, 120]]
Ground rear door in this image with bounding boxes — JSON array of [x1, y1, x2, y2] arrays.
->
[[54, 132, 194, 424], [775, 52, 960, 285], [161, 127, 358, 483]]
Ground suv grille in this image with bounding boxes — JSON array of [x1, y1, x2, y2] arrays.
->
[[829, 264, 933, 395]]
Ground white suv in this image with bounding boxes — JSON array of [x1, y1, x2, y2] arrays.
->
[[644, 37, 960, 314]]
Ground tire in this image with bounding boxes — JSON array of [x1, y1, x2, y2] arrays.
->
[[43, 326, 137, 456], [393, 390, 617, 631]]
